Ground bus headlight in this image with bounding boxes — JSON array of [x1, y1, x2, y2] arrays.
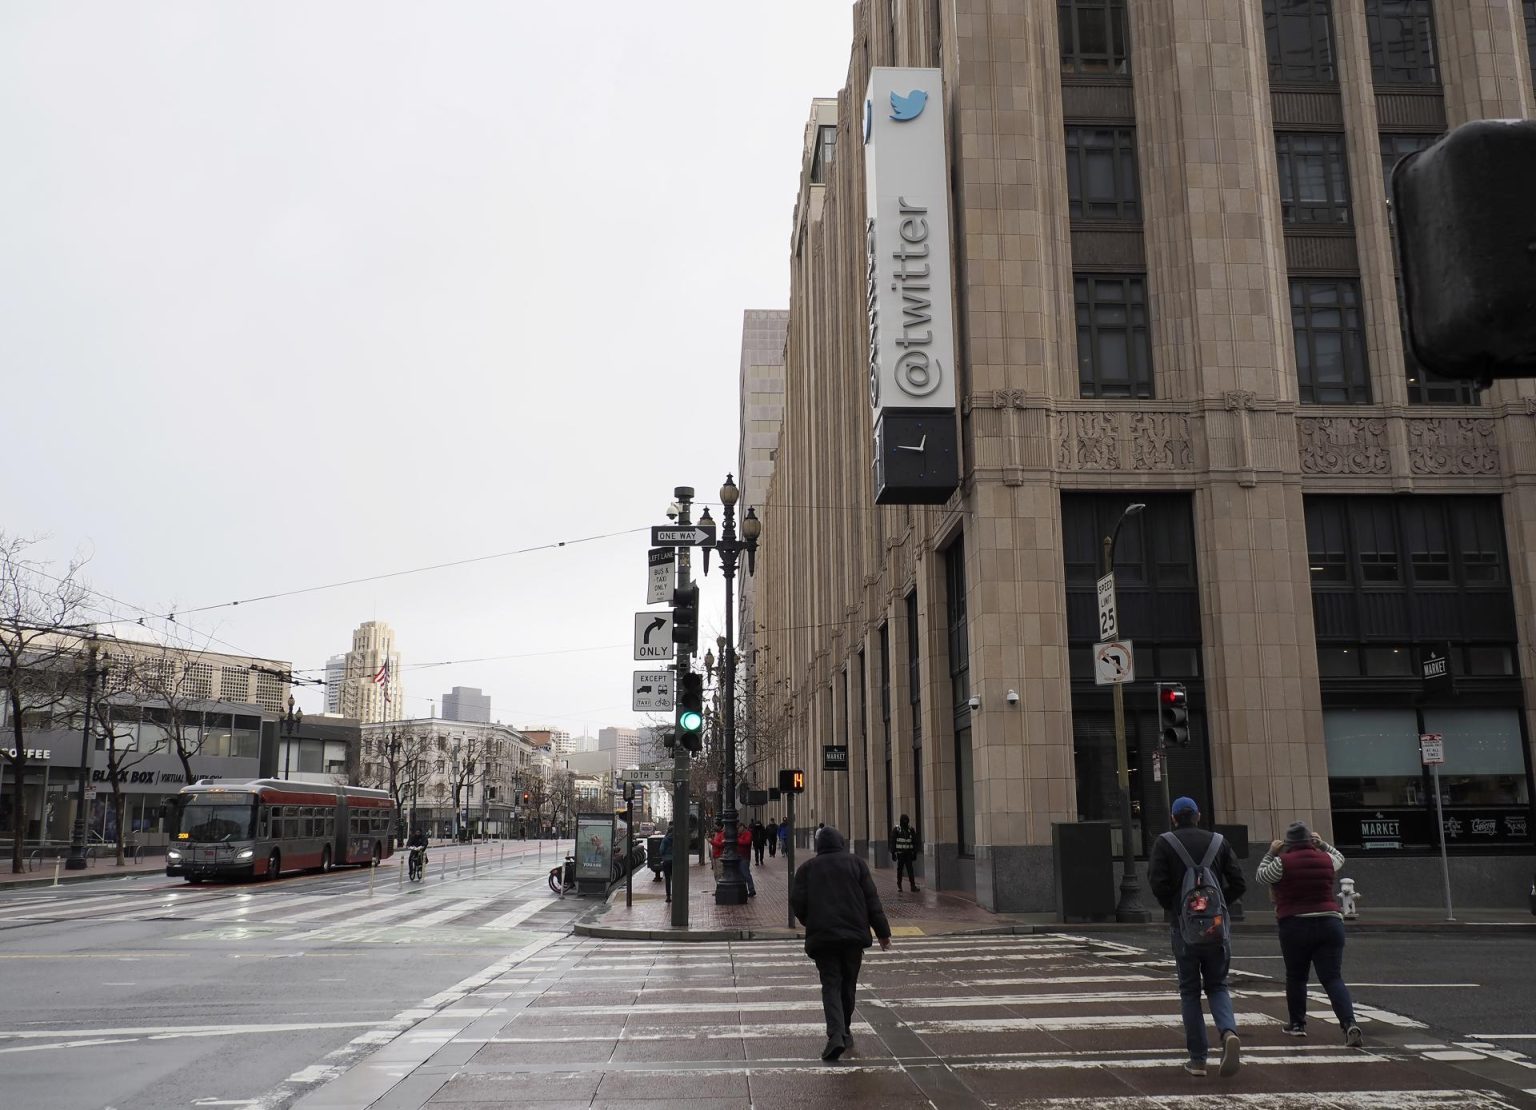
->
[[236, 849, 254, 860], [166, 850, 181, 861]]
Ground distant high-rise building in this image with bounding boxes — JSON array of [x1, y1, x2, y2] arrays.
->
[[324, 654, 346, 714], [441, 686, 491, 724], [333, 620, 404, 725], [597, 727, 641, 770]]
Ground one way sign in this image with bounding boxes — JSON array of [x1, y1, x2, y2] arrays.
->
[[634, 612, 673, 661]]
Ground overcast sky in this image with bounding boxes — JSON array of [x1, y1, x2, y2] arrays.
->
[[2, 2, 853, 733]]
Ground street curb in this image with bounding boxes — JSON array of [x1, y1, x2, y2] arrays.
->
[[0, 867, 168, 890]]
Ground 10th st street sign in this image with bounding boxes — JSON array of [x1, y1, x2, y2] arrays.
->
[[651, 524, 716, 548]]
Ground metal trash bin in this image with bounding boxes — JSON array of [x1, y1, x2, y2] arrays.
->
[[645, 834, 665, 879]]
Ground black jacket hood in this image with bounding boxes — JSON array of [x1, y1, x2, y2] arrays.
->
[[815, 826, 847, 854]]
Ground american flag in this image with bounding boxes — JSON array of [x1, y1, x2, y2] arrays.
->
[[372, 659, 392, 704]]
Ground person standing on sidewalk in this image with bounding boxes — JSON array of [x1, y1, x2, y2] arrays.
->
[[790, 825, 892, 1062], [1149, 796, 1246, 1079], [736, 822, 757, 896], [752, 819, 767, 865], [890, 814, 920, 892], [1258, 821, 1362, 1045], [767, 819, 779, 857], [660, 826, 674, 904], [778, 820, 789, 857]]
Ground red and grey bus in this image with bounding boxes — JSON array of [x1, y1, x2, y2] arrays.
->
[[165, 779, 395, 883]]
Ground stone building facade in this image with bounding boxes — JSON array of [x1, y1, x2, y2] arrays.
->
[[754, 0, 1536, 912]]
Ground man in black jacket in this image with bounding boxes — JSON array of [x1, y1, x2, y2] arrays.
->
[[890, 814, 920, 892], [790, 826, 892, 1062], [1148, 796, 1247, 1079]]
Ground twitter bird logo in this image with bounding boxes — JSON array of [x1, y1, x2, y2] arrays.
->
[[889, 89, 928, 121]]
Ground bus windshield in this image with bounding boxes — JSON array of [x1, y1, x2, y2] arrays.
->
[[182, 802, 255, 842]]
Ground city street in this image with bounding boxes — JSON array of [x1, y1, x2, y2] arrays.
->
[[5, 846, 1536, 1109], [0, 840, 586, 1110]]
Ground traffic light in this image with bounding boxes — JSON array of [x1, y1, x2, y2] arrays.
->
[[671, 584, 699, 653], [662, 726, 677, 751], [1393, 120, 1536, 382], [1158, 683, 1189, 748], [677, 671, 704, 752], [522, 791, 530, 805]]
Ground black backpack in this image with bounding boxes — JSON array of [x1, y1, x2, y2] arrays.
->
[[1160, 830, 1231, 946]]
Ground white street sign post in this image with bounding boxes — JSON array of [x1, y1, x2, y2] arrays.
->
[[646, 549, 674, 605], [1096, 573, 1118, 641], [633, 612, 673, 661], [632, 670, 674, 712], [1092, 640, 1135, 686], [1421, 732, 1453, 922]]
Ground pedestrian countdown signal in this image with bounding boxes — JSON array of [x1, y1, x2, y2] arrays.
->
[[779, 768, 806, 794]]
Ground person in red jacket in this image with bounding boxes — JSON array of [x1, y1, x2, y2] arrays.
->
[[735, 822, 757, 896], [1257, 821, 1362, 1045]]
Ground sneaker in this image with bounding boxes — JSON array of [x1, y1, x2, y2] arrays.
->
[[1218, 1031, 1241, 1077], [843, 1033, 855, 1054], [1345, 1025, 1363, 1047], [1182, 1060, 1207, 1077], [1281, 1023, 1307, 1037], [820, 1037, 845, 1062], [910, 886, 921, 893]]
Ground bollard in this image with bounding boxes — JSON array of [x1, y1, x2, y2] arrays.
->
[[53, 859, 61, 887], [369, 856, 377, 898], [440, 851, 446, 881], [398, 858, 404, 890], [472, 845, 478, 878], [456, 851, 462, 878]]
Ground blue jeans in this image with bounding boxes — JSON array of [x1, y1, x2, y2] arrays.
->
[[738, 854, 755, 895], [1278, 915, 1355, 1029], [1170, 926, 1235, 1062]]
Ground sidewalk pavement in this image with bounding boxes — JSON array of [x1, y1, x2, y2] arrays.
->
[[578, 852, 1536, 940]]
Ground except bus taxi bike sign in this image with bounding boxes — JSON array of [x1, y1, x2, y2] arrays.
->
[[1093, 640, 1135, 686], [632, 670, 673, 712], [633, 612, 673, 661]]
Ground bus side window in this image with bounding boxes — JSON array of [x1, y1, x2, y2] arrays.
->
[[258, 807, 271, 839]]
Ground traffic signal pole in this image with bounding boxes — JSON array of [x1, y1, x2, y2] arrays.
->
[[671, 487, 694, 929]]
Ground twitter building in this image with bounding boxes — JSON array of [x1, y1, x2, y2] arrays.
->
[[751, 0, 1536, 915]]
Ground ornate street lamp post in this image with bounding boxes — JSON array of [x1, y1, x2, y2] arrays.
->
[[65, 642, 107, 871], [700, 474, 761, 905]]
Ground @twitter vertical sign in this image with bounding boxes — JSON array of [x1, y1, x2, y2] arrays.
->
[[864, 66, 959, 506]]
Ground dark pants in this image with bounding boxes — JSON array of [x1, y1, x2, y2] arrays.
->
[[811, 944, 865, 1043], [1278, 914, 1355, 1029], [661, 861, 673, 901], [754, 843, 765, 865], [896, 854, 917, 888], [769, 838, 777, 856], [1170, 927, 1235, 1063]]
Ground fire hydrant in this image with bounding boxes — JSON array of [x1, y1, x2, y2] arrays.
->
[[1339, 877, 1361, 920]]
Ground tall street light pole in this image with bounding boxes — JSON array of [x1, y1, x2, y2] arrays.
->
[[65, 642, 106, 871], [701, 474, 760, 906], [1105, 502, 1151, 923], [282, 695, 303, 781]]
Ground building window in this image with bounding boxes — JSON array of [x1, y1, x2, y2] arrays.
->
[[1264, 0, 1337, 83], [1065, 127, 1140, 220], [879, 624, 893, 837], [810, 124, 837, 185], [944, 538, 970, 714], [1276, 132, 1352, 225], [954, 726, 975, 857], [1366, 0, 1439, 85], [1379, 132, 1437, 202], [1527, 3, 1536, 94], [1058, 0, 1129, 76], [1075, 275, 1153, 399], [1291, 279, 1371, 404]]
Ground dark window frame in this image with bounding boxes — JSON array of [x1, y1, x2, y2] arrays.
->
[[1276, 131, 1353, 225], [1075, 274, 1154, 399], [1365, 0, 1440, 85], [1526, 2, 1536, 98], [944, 538, 970, 716], [1291, 277, 1372, 404], [1065, 126, 1141, 220], [1265, 0, 1339, 83], [810, 124, 837, 185], [1058, 0, 1131, 76]]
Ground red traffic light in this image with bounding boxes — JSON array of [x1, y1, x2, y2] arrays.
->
[[1160, 686, 1187, 708]]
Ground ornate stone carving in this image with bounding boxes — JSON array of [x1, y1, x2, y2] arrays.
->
[[1130, 412, 1193, 471], [1298, 417, 1391, 475], [1223, 390, 1257, 411], [1407, 418, 1499, 476], [1524, 397, 1536, 416], [1057, 411, 1119, 470]]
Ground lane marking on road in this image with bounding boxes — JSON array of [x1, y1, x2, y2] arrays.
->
[[1351, 982, 1480, 988], [0, 1021, 377, 1041], [480, 899, 550, 931]]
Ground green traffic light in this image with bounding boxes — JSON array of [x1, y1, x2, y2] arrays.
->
[[679, 710, 703, 732]]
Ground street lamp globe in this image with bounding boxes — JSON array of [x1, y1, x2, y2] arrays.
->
[[719, 474, 739, 506], [742, 507, 761, 541]]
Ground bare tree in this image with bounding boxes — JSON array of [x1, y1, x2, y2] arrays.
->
[[0, 535, 94, 874], [131, 640, 216, 790], [546, 767, 576, 836], [89, 655, 158, 866], [360, 727, 431, 844], [446, 733, 487, 840]]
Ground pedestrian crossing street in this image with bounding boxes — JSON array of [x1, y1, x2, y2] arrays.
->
[[335, 932, 1536, 1110], [0, 865, 575, 943]]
